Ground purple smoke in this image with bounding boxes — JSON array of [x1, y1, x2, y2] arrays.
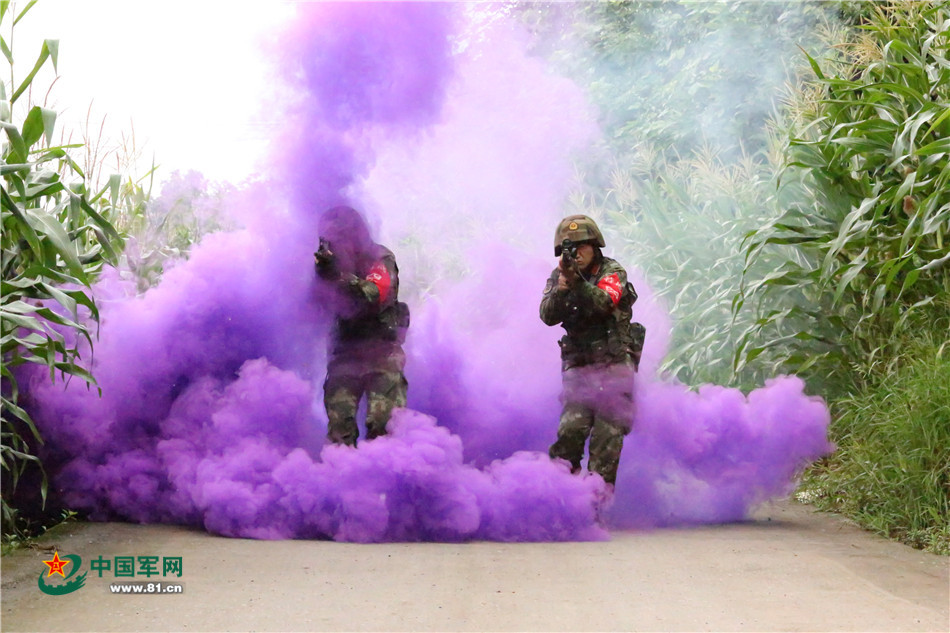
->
[[20, 3, 832, 542]]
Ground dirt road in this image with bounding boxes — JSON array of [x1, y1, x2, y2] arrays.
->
[[1, 500, 946, 632]]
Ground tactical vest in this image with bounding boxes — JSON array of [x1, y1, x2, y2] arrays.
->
[[557, 258, 642, 370], [336, 301, 409, 344], [334, 248, 409, 345]]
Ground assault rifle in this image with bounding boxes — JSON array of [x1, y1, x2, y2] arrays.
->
[[560, 238, 581, 279], [314, 237, 337, 279], [315, 237, 333, 265]]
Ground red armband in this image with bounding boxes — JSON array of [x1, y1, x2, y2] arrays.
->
[[597, 273, 622, 306], [366, 261, 392, 303]]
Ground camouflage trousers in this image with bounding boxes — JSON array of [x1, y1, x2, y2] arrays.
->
[[548, 362, 635, 486], [324, 369, 408, 447]]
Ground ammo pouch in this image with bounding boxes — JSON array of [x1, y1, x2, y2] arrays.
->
[[626, 321, 646, 370], [337, 301, 410, 343], [379, 301, 410, 342], [617, 281, 644, 369], [395, 301, 410, 330], [621, 281, 638, 310]]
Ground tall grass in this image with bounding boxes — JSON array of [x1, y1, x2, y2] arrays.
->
[[528, 1, 949, 552], [518, 2, 843, 388], [565, 145, 784, 388], [800, 308, 950, 554]]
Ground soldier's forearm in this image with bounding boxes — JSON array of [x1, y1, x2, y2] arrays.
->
[[540, 302, 562, 325], [571, 280, 613, 315], [540, 289, 570, 325], [342, 275, 382, 309]]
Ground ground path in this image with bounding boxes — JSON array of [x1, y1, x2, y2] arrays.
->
[[2, 500, 947, 632]]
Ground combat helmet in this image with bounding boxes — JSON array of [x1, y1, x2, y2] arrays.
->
[[553, 215, 606, 256]]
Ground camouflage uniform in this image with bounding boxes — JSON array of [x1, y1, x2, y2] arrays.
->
[[540, 255, 639, 486], [320, 246, 409, 447]]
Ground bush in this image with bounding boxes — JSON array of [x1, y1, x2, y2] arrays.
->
[[800, 315, 950, 554]]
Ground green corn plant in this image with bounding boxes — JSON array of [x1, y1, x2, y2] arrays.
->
[[734, 0, 950, 395], [114, 169, 238, 293], [66, 106, 221, 294], [1, 0, 122, 538]]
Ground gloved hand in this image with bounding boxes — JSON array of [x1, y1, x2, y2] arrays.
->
[[315, 237, 338, 280], [557, 257, 579, 290]]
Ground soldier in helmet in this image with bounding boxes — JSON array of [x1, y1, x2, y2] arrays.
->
[[314, 205, 410, 447], [540, 214, 644, 487]]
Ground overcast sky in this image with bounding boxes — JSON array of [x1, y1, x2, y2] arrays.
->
[[9, 0, 295, 186]]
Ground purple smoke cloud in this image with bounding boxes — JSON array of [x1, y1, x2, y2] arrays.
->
[[20, 3, 832, 542]]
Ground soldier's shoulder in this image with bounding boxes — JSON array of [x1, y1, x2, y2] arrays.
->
[[375, 244, 397, 263], [599, 256, 627, 275]]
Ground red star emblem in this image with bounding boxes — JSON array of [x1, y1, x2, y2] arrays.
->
[[42, 551, 69, 578]]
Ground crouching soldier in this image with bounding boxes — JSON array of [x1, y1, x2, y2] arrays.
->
[[315, 205, 410, 447], [540, 214, 645, 488]]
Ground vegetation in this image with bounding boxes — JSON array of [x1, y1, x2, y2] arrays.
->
[[735, 1, 950, 395], [565, 144, 781, 388], [518, 1, 842, 159], [521, 1, 949, 553], [1, 0, 127, 538], [1, 0, 946, 554], [115, 169, 236, 293], [518, 1, 844, 388], [1, 1, 237, 542], [800, 319, 949, 554], [735, 2, 949, 553]]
